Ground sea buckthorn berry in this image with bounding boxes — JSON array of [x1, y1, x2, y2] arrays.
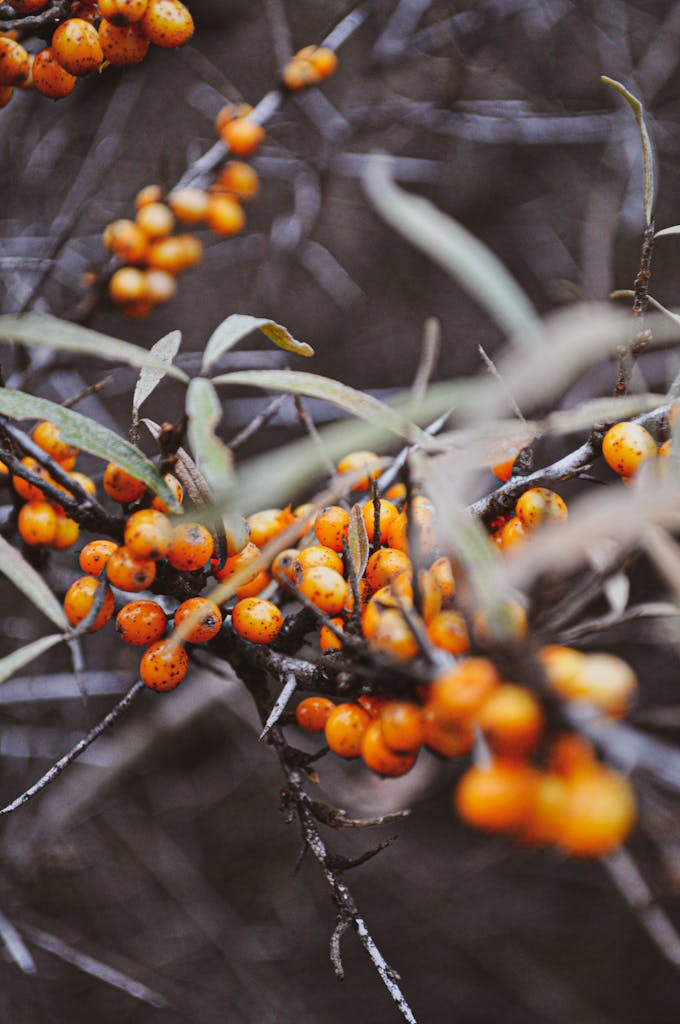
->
[[428, 556, 455, 604], [236, 569, 271, 599], [141, 0, 194, 48], [146, 235, 201, 273], [175, 233, 203, 268], [362, 720, 418, 777], [357, 694, 388, 718], [557, 768, 636, 858], [296, 565, 348, 615], [214, 102, 251, 134], [307, 45, 338, 79], [8, 0, 50, 11], [174, 597, 222, 643], [102, 219, 148, 263], [145, 269, 177, 305], [52, 18, 103, 76], [343, 577, 372, 615], [426, 610, 470, 655], [520, 773, 567, 846], [361, 586, 404, 641], [429, 658, 501, 725], [549, 651, 637, 718], [325, 702, 371, 759], [212, 540, 261, 584], [291, 503, 316, 537], [49, 509, 80, 550], [538, 644, 585, 688], [292, 545, 343, 578], [220, 117, 265, 156], [497, 516, 526, 550], [18, 500, 57, 546], [295, 696, 335, 733], [548, 733, 598, 777], [64, 575, 115, 632], [418, 568, 442, 624], [320, 617, 344, 652], [224, 513, 250, 556], [336, 450, 380, 491], [473, 599, 527, 643], [282, 54, 318, 91], [106, 546, 157, 592], [124, 508, 172, 561], [476, 684, 545, 756], [385, 482, 406, 502], [123, 298, 153, 320], [516, 487, 568, 529], [12, 456, 49, 501], [365, 547, 412, 591], [362, 499, 399, 544], [380, 701, 425, 753], [136, 201, 174, 239], [422, 707, 473, 758], [32, 421, 78, 469], [272, 548, 300, 584], [79, 539, 118, 575], [32, 47, 77, 98], [98, 0, 148, 24], [206, 193, 245, 236], [367, 608, 420, 662], [103, 463, 146, 504], [491, 455, 515, 482], [313, 505, 350, 552], [246, 508, 286, 548], [135, 184, 163, 209], [140, 639, 189, 691], [109, 266, 148, 305], [0, 37, 29, 85], [602, 421, 657, 477], [151, 473, 183, 513], [216, 161, 259, 202], [455, 759, 537, 835], [116, 599, 167, 645], [167, 522, 214, 571], [168, 187, 210, 224], [231, 597, 283, 644]]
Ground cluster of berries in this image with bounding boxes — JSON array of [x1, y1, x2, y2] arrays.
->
[[281, 44, 338, 91], [0, 0, 193, 107]]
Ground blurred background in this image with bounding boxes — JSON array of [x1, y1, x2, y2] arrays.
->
[[3, 0, 680, 1021]]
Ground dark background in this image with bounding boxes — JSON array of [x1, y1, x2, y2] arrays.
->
[[2, 1, 680, 1021]]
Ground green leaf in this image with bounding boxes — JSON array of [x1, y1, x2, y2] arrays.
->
[[0, 314, 189, 382], [132, 330, 182, 416], [0, 389, 181, 512], [185, 378, 234, 499], [347, 503, 370, 581], [0, 635, 64, 686], [211, 369, 440, 449], [602, 76, 655, 226], [201, 314, 314, 374], [0, 535, 68, 629], [363, 158, 540, 339]]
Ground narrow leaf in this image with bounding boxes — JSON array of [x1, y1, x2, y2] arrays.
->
[[654, 226, 680, 239], [202, 314, 314, 374], [0, 534, 68, 629], [0, 635, 64, 686], [185, 378, 233, 498], [0, 389, 180, 511], [0, 314, 189, 382], [132, 330, 182, 416], [602, 76, 655, 226], [347, 504, 370, 581]]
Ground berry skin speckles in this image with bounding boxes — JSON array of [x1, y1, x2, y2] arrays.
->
[[116, 599, 167, 645], [167, 522, 214, 571], [174, 597, 223, 643], [602, 421, 657, 478], [140, 639, 189, 691], [231, 597, 283, 644], [64, 576, 115, 633]]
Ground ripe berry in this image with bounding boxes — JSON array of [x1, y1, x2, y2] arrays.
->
[[106, 546, 156, 592], [98, 0, 148, 24], [602, 421, 657, 477], [109, 266, 148, 304], [235, 569, 270, 598], [547, 651, 637, 718], [12, 456, 49, 501], [64, 575, 115, 632], [455, 759, 537, 835], [102, 219, 148, 263], [168, 187, 210, 224], [476, 684, 545, 756], [549, 733, 598, 777], [32, 420, 79, 469], [206, 194, 245, 236], [296, 565, 348, 615], [357, 694, 389, 718], [136, 201, 174, 239], [165, 522, 213, 571], [426, 610, 470, 655], [324, 702, 371, 758], [69, 471, 97, 497], [272, 548, 299, 584], [368, 608, 420, 662], [8, 0, 50, 11], [422, 708, 473, 758], [140, 639, 189, 691], [0, 38, 29, 85], [361, 720, 418, 777], [292, 545, 343, 578], [365, 547, 412, 591], [295, 696, 335, 733], [520, 773, 567, 846], [174, 597, 222, 643], [231, 597, 283, 644], [32, 47, 77, 98], [557, 768, 636, 857], [145, 269, 177, 305], [336, 450, 380, 491], [220, 117, 266, 157], [516, 487, 568, 528], [362, 499, 399, 544], [79, 539, 118, 575], [379, 701, 425, 753], [18, 500, 57, 546], [116, 599, 167, 645], [472, 599, 527, 643], [103, 463, 147, 504], [124, 508, 172, 560], [151, 473, 183, 513], [307, 46, 338, 79], [216, 161, 259, 202], [212, 540, 261, 585], [49, 509, 80, 550], [429, 658, 500, 726], [52, 18, 103, 76], [497, 516, 526, 550], [245, 508, 286, 548], [319, 617, 344, 652], [135, 184, 163, 209], [141, 0, 194, 48], [313, 506, 350, 552]]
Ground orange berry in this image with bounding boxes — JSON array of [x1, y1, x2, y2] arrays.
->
[[357, 694, 389, 718], [602, 421, 657, 477], [361, 720, 418, 777], [79, 539, 118, 576], [168, 187, 210, 224], [324, 702, 371, 758], [123, 508, 172, 561], [557, 768, 636, 857], [0, 37, 29, 85], [99, 19, 150, 63], [386, 502, 437, 557], [102, 219, 148, 263], [220, 117, 265, 156], [520, 773, 567, 846], [235, 569, 270, 598], [497, 516, 526, 550], [174, 597, 222, 643], [379, 701, 425, 753], [150, 473, 183, 513], [292, 545, 343, 578], [455, 759, 537, 835], [295, 696, 335, 733], [17, 500, 57, 546], [141, 0, 194, 47], [49, 509, 80, 550], [361, 499, 399, 544], [206, 193, 245, 236], [429, 658, 501, 726], [516, 487, 568, 528], [7, 0, 50, 11], [313, 505, 350, 553], [367, 608, 420, 662], [116, 599, 167, 645], [491, 456, 515, 481], [272, 548, 300, 584], [32, 46, 77, 98], [296, 565, 348, 615], [68, 471, 96, 497], [64, 575, 115, 632], [246, 508, 286, 548], [476, 684, 545, 756], [343, 576, 372, 615], [167, 522, 214, 571], [281, 55, 318, 91], [548, 651, 637, 718], [140, 639, 189, 691], [422, 707, 473, 758], [307, 46, 338, 79], [109, 266, 148, 304], [12, 456, 49, 502], [146, 234, 201, 273], [103, 463, 146, 504], [106, 546, 156, 592], [426, 610, 470, 655], [145, 269, 177, 305], [365, 547, 412, 591], [135, 184, 163, 209], [212, 540, 261, 584], [549, 733, 598, 778], [52, 18, 103, 76], [361, 585, 404, 640], [231, 597, 283, 644], [216, 161, 259, 202], [98, 0, 148, 24], [135, 201, 174, 239], [32, 420, 79, 469], [336, 450, 380, 491], [319, 617, 344, 652], [428, 556, 455, 604]]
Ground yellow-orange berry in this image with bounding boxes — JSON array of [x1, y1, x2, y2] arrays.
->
[[106, 546, 156, 592], [206, 193, 245, 236], [497, 516, 527, 551], [295, 696, 335, 733], [472, 599, 528, 643], [52, 18, 103, 76], [123, 508, 171, 561], [520, 773, 567, 846], [79, 539, 118, 576], [549, 733, 598, 778], [215, 161, 259, 202], [365, 547, 412, 591], [246, 508, 286, 548], [380, 701, 425, 753], [319, 617, 344, 652], [429, 658, 501, 726], [220, 117, 265, 156], [357, 694, 388, 718], [324, 702, 371, 758], [557, 768, 636, 858], [426, 610, 470, 655], [145, 269, 177, 305], [361, 719, 418, 777], [168, 187, 210, 224], [516, 487, 568, 528], [167, 522, 214, 571], [135, 184, 163, 209], [271, 548, 300, 584], [103, 463, 146, 504], [231, 597, 283, 644], [455, 759, 537, 835], [0, 37, 29, 85], [361, 499, 399, 544], [109, 266, 148, 304], [32, 46, 77, 98], [476, 684, 545, 757], [141, 0, 194, 47], [98, 0, 148, 24], [68, 471, 96, 497], [99, 18, 151, 63], [64, 575, 115, 632], [296, 565, 348, 615], [313, 505, 350, 553], [18, 500, 57, 546], [49, 509, 80, 550], [422, 708, 473, 758], [174, 597, 222, 643], [548, 651, 637, 718], [368, 608, 420, 662], [307, 46, 338, 79], [135, 201, 174, 239], [602, 421, 657, 477], [102, 219, 148, 263], [12, 456, 49, 502], [336, 450, 380, 491], [32, 420, 79, 469], [116, 599, 167, 645], [151, 473, 183, 513], [282, 55, 318, 91], [140, 639, 189, 691], [212, 540, 261, 584], [292, 545, 343, 578], [236, 569, 271, 599], [8, 0, 50, 11]]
